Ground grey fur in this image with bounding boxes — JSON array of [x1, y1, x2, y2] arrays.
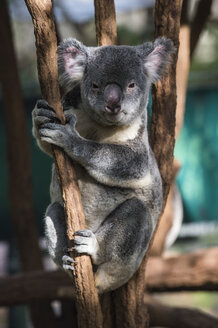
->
[[32, 37, 174, 293]]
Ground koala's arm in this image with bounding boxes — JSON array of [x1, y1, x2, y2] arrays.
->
[[38, 110, 150, 188], [65, 130, 148, 188]]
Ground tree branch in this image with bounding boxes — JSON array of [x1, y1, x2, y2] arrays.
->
[[24, 0, 103, 327], [190, 0, 213, 58], [145, 295, 218, 328], [0, 271, 73, 306], [1, 247, 218, 305], [146, 247, 218, 292], [150, 0, 182, 209], [94, 0, 117, 46]]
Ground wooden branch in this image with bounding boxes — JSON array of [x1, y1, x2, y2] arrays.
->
[[24, 1, 103, 327], [1, 247, 218, 305], [94, 0, 117, 46], [151, 12, 190, 255], [190, 0, 213, 58], [144, 295, 218, 328], [0, 271, 73, 306], [1, 272, 217, 328], [150, 0, 182, 209], [146, 247, 218, 292], [0, 1, 57, 326]]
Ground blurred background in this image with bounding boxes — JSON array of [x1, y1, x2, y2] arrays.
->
[[0, 0, 218, 326]]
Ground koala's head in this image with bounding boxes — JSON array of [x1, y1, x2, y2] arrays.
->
[[58, 38, 175, 126]]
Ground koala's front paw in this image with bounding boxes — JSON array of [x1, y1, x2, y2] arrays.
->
[[72, 230, 100, 264], [33, 100, 60, 127], [38, 113, 78, 150], [32, 100, 60, 155]]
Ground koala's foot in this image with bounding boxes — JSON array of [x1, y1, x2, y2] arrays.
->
[[72, 230, 100, 264], [62, 255, 77, 271]]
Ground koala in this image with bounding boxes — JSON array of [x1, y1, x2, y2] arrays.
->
[[32, 37, 175, 294]]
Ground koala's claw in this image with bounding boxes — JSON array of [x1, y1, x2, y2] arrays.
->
[[74, 230, 92, 237], [62, 255, 77, 271]]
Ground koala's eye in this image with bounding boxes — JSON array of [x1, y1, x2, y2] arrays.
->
[[127, 82, 136, 90], [92, 83, 99, 91]]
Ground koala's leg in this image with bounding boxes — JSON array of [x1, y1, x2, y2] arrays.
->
[[96, 198, 153, 293], [73, 197, 153, 293], [45, 202, 76, 270]]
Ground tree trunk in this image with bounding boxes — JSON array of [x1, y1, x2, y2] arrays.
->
[[151, 0, 213, 256], [0, 0, 57, 326], [24, 0, 103, 327], [150, 0, 182, 208], [94, 0, 117, 46], [190, 0, 213, 58]]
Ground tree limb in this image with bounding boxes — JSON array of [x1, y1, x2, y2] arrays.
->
[[190, 0, 213, 58], [146, 247, 218, 292], [24, 0, 103, 327], [150, 0, 182, 209], [144, 294, 218, 328], [94, 0, 117, 46], [1, 247, 218, 305]]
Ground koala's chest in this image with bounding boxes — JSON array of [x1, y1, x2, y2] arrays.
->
[[65, 107, 142, 143]]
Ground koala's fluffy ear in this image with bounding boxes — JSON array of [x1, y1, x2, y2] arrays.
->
[[139, 37, 176, 83], [58, 38, 88, 93]]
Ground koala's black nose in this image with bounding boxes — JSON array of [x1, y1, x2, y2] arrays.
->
[[104, 84, 122, 114]]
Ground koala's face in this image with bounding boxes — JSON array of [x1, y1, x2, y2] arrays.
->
[[58, 38, 175, 126], [81, 47, 150, 126]]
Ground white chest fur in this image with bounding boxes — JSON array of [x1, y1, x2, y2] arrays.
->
[[65, 107, 143, 144]]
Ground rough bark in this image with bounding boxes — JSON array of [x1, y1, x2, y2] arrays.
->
[[151, 0, 213, 256], [2, 247, 218, 305], [24, 1, 103, 327], [0, 0, 57, 326], [147, 0, 182, 261], [144, 294, 218, 328], [94, 0, 117, 46], [150, 4, 190, 255], [190, 0, 213, 58], [150, 0, 182, 209]]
